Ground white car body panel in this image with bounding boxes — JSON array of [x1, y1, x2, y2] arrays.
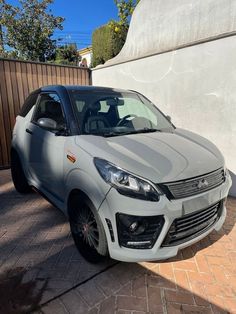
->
[[11, 86, 232, 262], [98, 175, 230, 262], [74, 130, 224, 183]]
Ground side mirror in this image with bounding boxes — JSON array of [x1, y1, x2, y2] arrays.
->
[[37, 118, 57, 130], [166, 115, 171, 122]]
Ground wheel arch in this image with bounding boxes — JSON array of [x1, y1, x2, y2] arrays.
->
[[65, 168, 110, 217], [11, 145, 25, 168], [11, 145, 29, 176], [67, 189, 94, 219], [11, 146, 19, 158], [67, 188, 109, 260], [10, 146, 31, 194]]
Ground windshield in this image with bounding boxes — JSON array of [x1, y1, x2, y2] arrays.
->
[[70, 90, 174, 137]]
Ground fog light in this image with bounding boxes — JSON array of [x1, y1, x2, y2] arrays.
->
[[116, 213, 165, 249], [129, 221, 139, 232], [127, 240, 151, 247]]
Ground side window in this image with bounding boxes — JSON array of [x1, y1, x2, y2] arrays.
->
[[32, 93, 66, 128], [19, 93, 38, 117]]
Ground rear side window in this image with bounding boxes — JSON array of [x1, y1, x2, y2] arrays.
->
[[19, 93, 39, 117]]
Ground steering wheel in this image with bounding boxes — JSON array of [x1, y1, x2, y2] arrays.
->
[[116, 114, 138, 127]]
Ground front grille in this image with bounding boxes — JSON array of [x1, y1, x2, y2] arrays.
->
[[162, 201, 223, 247], [159, 168, 225, 199]]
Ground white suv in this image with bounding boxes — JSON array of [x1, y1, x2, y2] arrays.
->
[[11, 85, 232, 263]]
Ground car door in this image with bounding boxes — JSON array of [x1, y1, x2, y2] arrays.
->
[[26, 92, 67, 201]]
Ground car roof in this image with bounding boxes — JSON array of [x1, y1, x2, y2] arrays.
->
[[36, 85, 135, 94]]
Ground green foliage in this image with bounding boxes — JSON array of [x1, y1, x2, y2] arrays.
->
[[92, 24, 113, 67], [1, 0, 64, 62], [115, 0, 140, 26], [0, 3, 4, 54], [0, 25, 3, 55], [92, 22, 127, 68], [92, 0, 139, 67], [108, 20, 128, 56], [53, 45, 81, 66], [0, 49, 20, 59]]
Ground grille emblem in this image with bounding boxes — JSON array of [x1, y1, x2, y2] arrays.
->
[[197, 178, 209, 189]]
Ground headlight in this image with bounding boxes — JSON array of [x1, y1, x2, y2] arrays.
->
[[94, 158, 162, 201]]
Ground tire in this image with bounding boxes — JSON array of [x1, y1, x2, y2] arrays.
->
[[11, 150, 31, 194], [69, 195, 108, 263]]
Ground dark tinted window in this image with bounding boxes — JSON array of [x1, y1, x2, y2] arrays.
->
[[19, 93, 38, 117]]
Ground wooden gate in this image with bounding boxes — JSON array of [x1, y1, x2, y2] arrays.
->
[[0, 58, 91, 168]]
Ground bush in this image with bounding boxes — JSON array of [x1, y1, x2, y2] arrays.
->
[[54, 45, 81, 66], [92, 21, 127, 68]]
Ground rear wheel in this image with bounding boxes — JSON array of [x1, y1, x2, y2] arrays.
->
[[11, 150, 31, 194], [69, 195, 108, 263]]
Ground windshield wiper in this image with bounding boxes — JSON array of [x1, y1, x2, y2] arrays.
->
[[103, 132, 123, 137], [86, 131, 123, 138], [121, 128, 162, 135], [84, 128, 162, 138], [103, 128, 162, 137]]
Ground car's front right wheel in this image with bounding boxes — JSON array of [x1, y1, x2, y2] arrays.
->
[[69, 195, 108, 263]]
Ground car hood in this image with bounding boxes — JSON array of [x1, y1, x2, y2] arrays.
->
[[75, 128, 224, 183]]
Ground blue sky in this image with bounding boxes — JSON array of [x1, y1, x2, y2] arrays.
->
[[7, 0, 118, 49]]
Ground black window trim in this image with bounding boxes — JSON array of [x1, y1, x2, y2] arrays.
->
[[67, 90, 83, 135], [19, 92, 40, 117]]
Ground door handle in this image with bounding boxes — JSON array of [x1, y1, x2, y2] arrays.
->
[[26, 128, 33, 135]]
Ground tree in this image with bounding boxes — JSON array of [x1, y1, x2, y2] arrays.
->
[[114, 0, 140, 27], [108, 1, 140, 57], [92, 25, 114, 67], [0, 25, 3, 55], [53, 44, 81, 66], [92, 0, 139, 67], [0, 2, 4, 54], [1, 0, 64, 62]]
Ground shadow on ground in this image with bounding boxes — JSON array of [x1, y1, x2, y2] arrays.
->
[[0, 170, 236, 313], [0, 267, 48, 313]]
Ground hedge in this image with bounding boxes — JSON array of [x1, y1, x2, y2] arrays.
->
[[92, 21, 127, 68]]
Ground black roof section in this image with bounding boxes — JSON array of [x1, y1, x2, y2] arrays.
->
[[39, 85, 135, 94]]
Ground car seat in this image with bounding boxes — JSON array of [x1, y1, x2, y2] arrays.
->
[[83, 101, 110, 133]]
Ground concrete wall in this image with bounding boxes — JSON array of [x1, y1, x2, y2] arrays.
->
[[92, 0, 236, 197]]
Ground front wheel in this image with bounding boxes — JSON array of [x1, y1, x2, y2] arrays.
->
[[69, 196, 108, 263], [11, 150, 31, 194]]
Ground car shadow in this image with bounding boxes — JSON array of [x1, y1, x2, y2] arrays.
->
[[0, 254, 231, 313], [0, 171, 235, 313]]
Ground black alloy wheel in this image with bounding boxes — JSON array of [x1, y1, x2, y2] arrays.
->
[[69, 196, 108, 263]]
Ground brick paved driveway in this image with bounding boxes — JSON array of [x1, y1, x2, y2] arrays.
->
[[0, 169, 236, 314]]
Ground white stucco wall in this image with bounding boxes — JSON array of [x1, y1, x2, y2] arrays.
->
[[105, 0, 236, 66], [92, 0, 236, 196]]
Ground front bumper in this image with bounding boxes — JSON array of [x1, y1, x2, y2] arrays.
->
[[98, 173, 232, 262]]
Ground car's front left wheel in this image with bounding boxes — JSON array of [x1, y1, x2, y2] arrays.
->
[[11, 149, 31, 194], [69, 194, 108, 263]]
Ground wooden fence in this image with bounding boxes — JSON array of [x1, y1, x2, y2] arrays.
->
[[0, 58, 91, 168]]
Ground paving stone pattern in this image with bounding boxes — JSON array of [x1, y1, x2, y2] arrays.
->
[[0, 170, 236, 313]]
